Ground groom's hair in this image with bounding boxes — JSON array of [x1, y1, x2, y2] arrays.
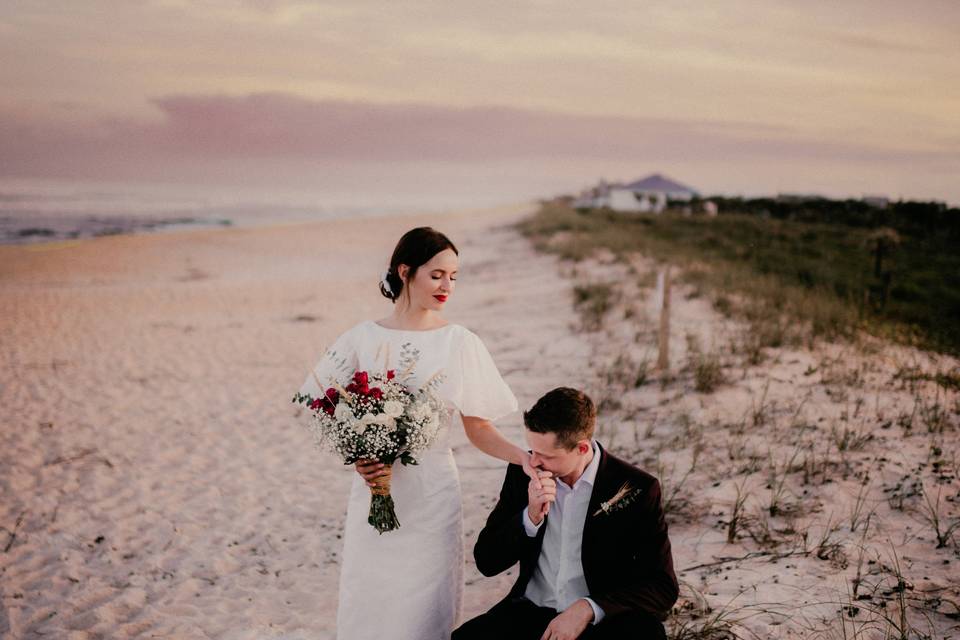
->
[[523, 387, 596, 450]]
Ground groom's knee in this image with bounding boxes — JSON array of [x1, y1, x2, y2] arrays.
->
[[453, 609, 501, 640], [451, 615, 489, 640], [588, 611, 667, 640], [454, 598, 552, 639]]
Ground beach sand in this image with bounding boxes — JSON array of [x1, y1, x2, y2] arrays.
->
[[2, 203, 958, 639], [0, 203, 593, 638]]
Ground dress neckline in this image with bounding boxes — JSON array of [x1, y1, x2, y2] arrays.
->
[[368, 319, 456, 333]]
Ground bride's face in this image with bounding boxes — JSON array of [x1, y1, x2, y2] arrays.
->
[[400, 248, 458, 312]]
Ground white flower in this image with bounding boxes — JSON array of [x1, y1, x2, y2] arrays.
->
[[383, 401, 403, 418], [334, 403, 354, 422], [360, 413, 397, 432], [408, 402, 430, 422]]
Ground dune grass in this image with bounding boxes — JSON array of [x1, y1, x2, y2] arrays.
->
[[518, 202, 960, 356]]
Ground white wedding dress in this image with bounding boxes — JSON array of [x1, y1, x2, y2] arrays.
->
[[299, 320, 518, 640]]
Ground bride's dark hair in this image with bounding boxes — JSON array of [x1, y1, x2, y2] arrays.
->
[[380, 227, 458, 304]]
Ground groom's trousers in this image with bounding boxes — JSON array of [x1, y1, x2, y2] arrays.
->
[[452, 596, 667, 640]]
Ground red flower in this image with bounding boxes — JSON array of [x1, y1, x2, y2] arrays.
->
[[346, 381, 369, 395], [369, 387, 383, 400], [386, 370, 395, 380], [353, 371, 369, 386], [325, 388, 339, 403], [321, 398, 336, 415], [309, 398, 322, 411]]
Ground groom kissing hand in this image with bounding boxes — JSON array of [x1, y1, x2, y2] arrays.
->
[[527, 468, 556, 525], [453, 387, 679, 640]]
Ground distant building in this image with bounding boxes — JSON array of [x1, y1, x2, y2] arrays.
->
[[572, 179, 622, 210], [573, 173, 700, 214]]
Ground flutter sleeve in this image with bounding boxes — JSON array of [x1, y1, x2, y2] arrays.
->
[[298, 327, 359, 399], [452, 329, 518, 421]]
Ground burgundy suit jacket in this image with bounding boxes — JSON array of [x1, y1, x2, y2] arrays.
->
[[473, 443, 679, 621]]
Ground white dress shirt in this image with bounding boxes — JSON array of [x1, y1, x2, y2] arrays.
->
[[523, 441, 605, 624]]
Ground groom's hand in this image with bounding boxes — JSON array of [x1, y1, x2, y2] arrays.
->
[[527, 470, 556, 525], [540, 599, 594, 640]]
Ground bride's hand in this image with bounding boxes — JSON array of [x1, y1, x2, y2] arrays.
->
[[355, 458, 387, 487], [521, 452, 550, 516], [521, 452, 543, 491]]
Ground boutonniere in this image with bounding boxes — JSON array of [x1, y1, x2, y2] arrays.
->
[[592, 482, 639, 517]]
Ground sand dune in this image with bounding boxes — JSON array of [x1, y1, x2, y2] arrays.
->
[[551, 248, 960, 639]]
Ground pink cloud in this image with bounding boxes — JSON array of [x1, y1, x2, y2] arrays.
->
[[140, 93, 952, 164], [1, 93, 957, 198]]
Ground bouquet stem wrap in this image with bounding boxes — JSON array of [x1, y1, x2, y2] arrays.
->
[[368, 464, 400, 534]]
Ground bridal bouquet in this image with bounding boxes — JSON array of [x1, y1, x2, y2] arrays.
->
[[292, 365, 445, 534]]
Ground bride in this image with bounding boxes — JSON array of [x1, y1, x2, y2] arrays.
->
[[298, 226, 538, 640]]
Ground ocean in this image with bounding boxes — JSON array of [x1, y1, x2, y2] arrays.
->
[[0, 178, 502, 245]]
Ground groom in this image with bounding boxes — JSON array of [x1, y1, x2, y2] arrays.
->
[[453, 387, 678, 640]]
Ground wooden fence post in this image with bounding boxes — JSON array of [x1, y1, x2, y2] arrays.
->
[[657, 266, 671, 371]]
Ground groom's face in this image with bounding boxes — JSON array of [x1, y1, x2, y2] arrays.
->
[[526, 430, 589, 479]]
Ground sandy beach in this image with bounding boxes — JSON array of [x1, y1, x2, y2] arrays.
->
[[0, 203, 595, 638], [2, 202, 958, 639]]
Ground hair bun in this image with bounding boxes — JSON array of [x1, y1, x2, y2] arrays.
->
[[379, 269, 398, 301]]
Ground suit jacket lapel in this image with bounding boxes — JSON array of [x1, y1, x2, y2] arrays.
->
[[582, 442, 618, 579], [585, 441, 616, 524]]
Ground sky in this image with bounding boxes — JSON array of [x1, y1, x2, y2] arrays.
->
[[2, 0, 959, 205]]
